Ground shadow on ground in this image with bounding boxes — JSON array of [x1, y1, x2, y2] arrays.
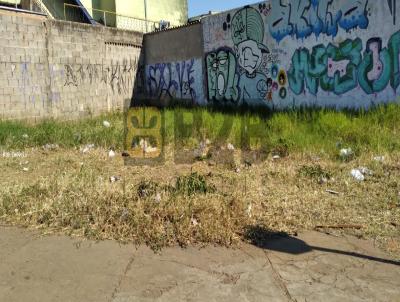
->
[[244, 226, 400, 266]]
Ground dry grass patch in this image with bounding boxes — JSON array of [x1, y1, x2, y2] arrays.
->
[[0, 148, 399, 257]]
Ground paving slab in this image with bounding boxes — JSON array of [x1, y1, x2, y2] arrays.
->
[[113, 245, 288, 302], [260, 231, 400, 302], [0, 227, 134, 302], [0, 226, 399, 302]]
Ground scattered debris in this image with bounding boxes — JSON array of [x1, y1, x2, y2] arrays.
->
[[137, 180, 159, 198], [318, 177, 329, 184], [351, 166, 374, 181], [108, 149, 116, 158], [154, 193, 162, 203], [326, 189, 340, 195], [109, 176, 121, 183], [103, 120, 111, 128], [373, 156, 385, 163], [135, 139, 158, 154], [80, 144, 95, 154], [244, 160, 252, 168], [194, 141, 210, 159], [315, 224, 363, 230], [122, 151, 130, 157], [359, 167, 374, 176], [227, 143, 235, 151], [246, 203, 252, 217], [351, 169, 365, 181], [42, 143, 59, 151], [191, 217, 199, 227], [22, 167, 29, 172], [340, 148, 353, 159]]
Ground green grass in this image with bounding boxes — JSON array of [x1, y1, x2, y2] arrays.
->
[[1, 105, 399, 255], [1, 104, 399, 159], [0, 113, 124, 150]]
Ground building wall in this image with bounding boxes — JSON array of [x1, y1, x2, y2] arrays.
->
[[202, 0, 400, 109], [0, 0, 21, 5], [141, 0, 400, 110], [141, 23, 205, 105], [82, 0, 188, 31], [115, 0, 188, 31], [145, 0, 187, 26], [0, 8, 142, 121]]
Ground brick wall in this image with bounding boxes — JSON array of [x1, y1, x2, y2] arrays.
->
[[0, 8, 143, 121]]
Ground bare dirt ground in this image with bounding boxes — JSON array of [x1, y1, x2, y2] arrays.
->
[[1, 147, 399, 258]]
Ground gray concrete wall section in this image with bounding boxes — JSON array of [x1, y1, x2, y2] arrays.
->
[[141, 23, 207, 106], [144, 23, 203, 64], [140, 0, 400, 109], [0, 8, 143, 121]]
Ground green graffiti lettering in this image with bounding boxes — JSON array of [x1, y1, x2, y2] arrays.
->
[[288, 32, 400, 96], [389, 31, 400, 90], [358, 37, 392, 94], [328, 38, 362, 95], [206, 49, 239, 103], [288, 47, 322, 95], [288, 49, 305, 95]]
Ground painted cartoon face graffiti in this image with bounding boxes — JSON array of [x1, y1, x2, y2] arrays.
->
[[231, 7, 272, 104], [206, 49, 239, 103], [231, 7, 269, 74], [236, 40, 263, 75], [202, 0, 399, 108], [206, 6, 291, 105]]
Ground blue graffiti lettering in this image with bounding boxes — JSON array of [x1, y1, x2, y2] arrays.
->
[[268, 0, 369, 42], [147, 59, 198, 102]]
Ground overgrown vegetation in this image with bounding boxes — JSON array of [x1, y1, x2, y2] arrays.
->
[[1, 104, 399, 159], [0, 113, 124, 150], [298, 164, 332, 183], [0, 104, 399, 256]]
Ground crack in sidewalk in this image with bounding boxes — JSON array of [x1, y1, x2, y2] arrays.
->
[[263, 250, 296, 302], [109, 252, 136, 302]]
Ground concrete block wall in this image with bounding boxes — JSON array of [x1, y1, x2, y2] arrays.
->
[[141, 23, 205, 106], [0, 10, 49, 120], [0, 8, 142, 121], [141, 0, 400, 110]]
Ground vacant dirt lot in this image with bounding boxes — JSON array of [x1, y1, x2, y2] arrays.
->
[[1, 146, 399, 258]]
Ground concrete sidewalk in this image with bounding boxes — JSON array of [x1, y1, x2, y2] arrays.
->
[[0, 227, 399, 302]]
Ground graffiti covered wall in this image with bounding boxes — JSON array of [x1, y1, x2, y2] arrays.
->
[[202, 0, 400, 109], [141, 23, 206, 105], [145, 58, 205, 105], [0, 9, 142, 121]]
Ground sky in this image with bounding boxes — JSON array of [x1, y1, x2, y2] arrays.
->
[[188, 0, 258, 17]]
